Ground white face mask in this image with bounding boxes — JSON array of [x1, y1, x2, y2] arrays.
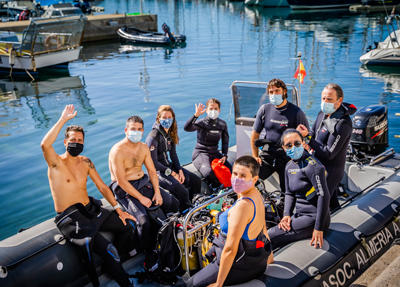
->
[[207, 110, 219, 120], [127, 130, 143, 143]]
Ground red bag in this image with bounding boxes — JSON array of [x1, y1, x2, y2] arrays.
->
[[211, 159, 232, 188]]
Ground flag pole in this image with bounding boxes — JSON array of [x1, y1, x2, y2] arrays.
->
[[297, 51, 302, 108]]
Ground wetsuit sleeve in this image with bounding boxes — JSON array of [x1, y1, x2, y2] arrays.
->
[[184, 115, 200, 132], [169, 141, 182, 171], [145, 135, 169, 173], [306, 163, 330, 231], [283, 166, 296, 217], [309, 120, 352, 160], [221, 123, 229, 156], [296, 109, 310, 130], [252, 105, 265, 134]]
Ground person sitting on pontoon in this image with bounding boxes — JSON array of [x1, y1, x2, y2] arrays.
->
[[187, 156, 274, 287], [183, 98, 231, 189], [41, 105, 136, 287], [268, 129, 330, 249], [145, 105, 202, 213]]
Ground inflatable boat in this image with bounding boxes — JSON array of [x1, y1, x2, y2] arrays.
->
[[1, 81, 400, 287], [118, 23, 186, 46]]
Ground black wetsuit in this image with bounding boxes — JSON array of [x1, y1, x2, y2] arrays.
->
[[268, 151, 330, 249], [54, 197, 135, 287], [187, 198, 272, 287], [145, 123, 202, 212], [308, 103, 356, 210], [184, 114, 232, 186], [253, 101, 309, 192], [109, 175, 179, 256]]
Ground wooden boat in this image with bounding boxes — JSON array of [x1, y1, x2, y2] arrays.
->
[[1, 81, 400, 287]]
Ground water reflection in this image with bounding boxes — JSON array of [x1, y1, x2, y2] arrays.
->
[[359, 65, 400, 95], [0, 74, 92, 136]]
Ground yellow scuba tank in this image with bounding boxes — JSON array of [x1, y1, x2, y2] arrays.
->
[[177, 229, 199, 271]]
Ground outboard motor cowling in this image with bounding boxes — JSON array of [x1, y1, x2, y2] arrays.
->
[[350, 105, 388, 155]]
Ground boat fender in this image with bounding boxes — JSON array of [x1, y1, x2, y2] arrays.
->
[[0, 266, 7, 278], [44, 34, 62, 50], [308, 266, 320, 277], [107, 243, 121, 262]]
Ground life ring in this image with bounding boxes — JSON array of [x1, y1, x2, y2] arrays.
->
[[44, 34, 62, 50]]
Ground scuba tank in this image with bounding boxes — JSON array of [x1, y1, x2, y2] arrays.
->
[[176, 230, 199, 271]]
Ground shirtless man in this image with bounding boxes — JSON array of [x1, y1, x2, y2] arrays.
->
[[109, 115, 179, 260], [41, 105, 135, 287]]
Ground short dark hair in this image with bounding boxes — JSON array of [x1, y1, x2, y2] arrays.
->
[[206, 98, 221, 109], [267, 78, 288, 99], [65, 125, 85, 139], [280, 128, 303, 145], [126, 116, 144, 128], [324, 83, 344, 99], [233, 156, 260, 177]]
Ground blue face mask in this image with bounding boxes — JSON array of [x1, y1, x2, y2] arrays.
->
[[160, 118, 173, 129], [270, 94, 284, 106], [128, 130, 143, 143], [321, 101, 337, 114], [286, 145, 304, 160]]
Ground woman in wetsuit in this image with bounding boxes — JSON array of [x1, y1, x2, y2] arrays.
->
[[187, 156, 274, 287], [145, 105, 202, 212], [184, 98, 231, 188], [268, 129, 330, 249]]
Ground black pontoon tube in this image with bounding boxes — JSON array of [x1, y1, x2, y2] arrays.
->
[[183, 189, 235, 276], [332, 176, 386, 213]]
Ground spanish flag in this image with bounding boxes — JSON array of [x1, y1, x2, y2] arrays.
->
[[294, 60, 307, 84]]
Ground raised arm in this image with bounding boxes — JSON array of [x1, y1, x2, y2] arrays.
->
[[109, 146, 152, 208], [183, 103, 206, 132], [143, 145, 163, 206], [41, 105, 77, 167], [87, 157, 136, 224]]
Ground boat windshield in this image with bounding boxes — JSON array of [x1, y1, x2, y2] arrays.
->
[[231, 81, 298, 122], [19, 15, 86, 55]]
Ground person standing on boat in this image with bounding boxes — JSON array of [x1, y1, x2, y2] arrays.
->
[[297, 83, 356, 210], [184, 98, 231, 188], [268, 129, 330, 249], [187, 156, 274, 287], [108, 116, 179, 260], [41, 105, 136, 287], [251, 78, 309, 192], [145, 105, 202, 213]]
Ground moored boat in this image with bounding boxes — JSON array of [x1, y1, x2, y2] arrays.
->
[[0, 16, 86, 77], [287, 0, 360, 10], [360, 14, 400, 66], [118, 23, 186, 46], [1, 81, 400, 287]]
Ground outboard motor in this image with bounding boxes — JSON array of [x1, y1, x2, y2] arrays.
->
[[350, 105, 388, 155]]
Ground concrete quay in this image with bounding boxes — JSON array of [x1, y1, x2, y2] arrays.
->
[[0, 14, 158, 43], [350, 244, 400, 287], [350, 4, 400, 13]]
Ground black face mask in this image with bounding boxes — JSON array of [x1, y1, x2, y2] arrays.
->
[[67, 142, 84, 157]]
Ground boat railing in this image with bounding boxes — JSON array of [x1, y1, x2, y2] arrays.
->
[[182, 189, 235, 276], [369, 147, 395, 166], [385, 14, 400, 48]]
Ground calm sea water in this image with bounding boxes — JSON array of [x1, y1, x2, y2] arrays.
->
[[1, 1, 399, 240]]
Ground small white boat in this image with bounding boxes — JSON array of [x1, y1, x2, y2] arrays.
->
[[0, 16, 86, 76], [360, 14, 400, 66]]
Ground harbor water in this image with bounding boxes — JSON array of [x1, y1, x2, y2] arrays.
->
[[0, 0, 399, 240]]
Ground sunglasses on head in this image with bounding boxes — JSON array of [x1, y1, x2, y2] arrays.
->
[[284, 141, 302, 149]]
